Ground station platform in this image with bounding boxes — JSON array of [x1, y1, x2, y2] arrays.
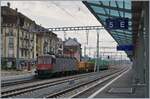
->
[[94, 67, 146, 98]]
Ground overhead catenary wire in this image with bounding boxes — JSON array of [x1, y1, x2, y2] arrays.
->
[[51, 1, 85, 25]]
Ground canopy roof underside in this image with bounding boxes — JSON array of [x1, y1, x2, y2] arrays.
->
[[83, 1, 133, 58]]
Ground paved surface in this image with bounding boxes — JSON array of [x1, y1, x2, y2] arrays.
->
[[1, 69, 35, 81], [93, 66, 146, 98]]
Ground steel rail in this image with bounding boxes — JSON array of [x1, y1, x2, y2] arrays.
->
[[70, 67, 129, 98], [2, 78, 38, 87], [1, 72, 98, 98], [45, 67, 127, 98]]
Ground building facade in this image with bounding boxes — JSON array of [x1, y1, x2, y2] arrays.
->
[[1, 3, 63, 69], [56, 38, 63, 55], [63, 38, 81, 61], [36, 26, 63, 56], [1, 4, 37, 69]]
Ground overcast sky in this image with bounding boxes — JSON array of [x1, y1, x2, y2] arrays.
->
[[1, 1, 129, 59]]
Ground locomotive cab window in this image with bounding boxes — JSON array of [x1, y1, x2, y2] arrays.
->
[[52, 57, 56, 64], [38, 56, 43, 64], [38, 56, 52, 64], [44, 56, 52, 64]]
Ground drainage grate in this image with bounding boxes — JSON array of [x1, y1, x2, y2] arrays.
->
[[108, 87, 133, 94]]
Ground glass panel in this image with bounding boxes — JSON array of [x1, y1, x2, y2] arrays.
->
[[112, 32, 132, 38], [91, 6, 105, 14], [89, 1, 99, 4], [125, 31, 132, 35], [124, 1, 131, 9], [129, 21, 132, 25], [114, 37, 131, 41], [117, 1, 123, 8], [112, 33, 125, 37], [101, 1, 110, 6], [125, 13, 131, 18], [48, 56, 52, 64], [116, 33, 131, 38], [8, 49, 14, 57], [98, 15, 108, 21], [128, 27, 132, 31], [110, 9, 120, 17], [39, 57, 43, 64], [120, 12, 124, 17], [105, 8, 110, 14], [113, 30, 132, 35], [110, 1, 117, 7], [9, 37, 14, 48]]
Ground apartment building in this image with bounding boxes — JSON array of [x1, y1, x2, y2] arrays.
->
[[1, 3, 63, 69], [56, 38, 63, 55], [36, 25, 63, 56], [1, 3, 37, 69]]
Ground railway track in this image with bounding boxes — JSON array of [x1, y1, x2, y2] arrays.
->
[[1, 71, 100, 98], [1, 78, 38, 87], [71, 67, 130, 98], [1, 72, 91, 88], [1, 73, 36, 88], [1, 66, 126, 98], [45, 66, 129, 98]]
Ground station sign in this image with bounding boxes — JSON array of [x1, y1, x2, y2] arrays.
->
[[106, 18, 129, 29], [117, 45, 134, 51]]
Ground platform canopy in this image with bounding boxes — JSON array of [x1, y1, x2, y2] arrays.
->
[[83, 1, 133, 58]]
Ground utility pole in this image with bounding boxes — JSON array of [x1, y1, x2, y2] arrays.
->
[[16, 9, 20, 70], [96, 29, 100, 72], [64, 31, 66, 40], [84, 46, 86, 57], [86, 30, 89, 45]]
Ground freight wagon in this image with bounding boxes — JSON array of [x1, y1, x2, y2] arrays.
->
[[88, 58, 109, 70]]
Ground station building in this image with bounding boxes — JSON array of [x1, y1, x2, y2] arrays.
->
[[63, 38, 81, 61]]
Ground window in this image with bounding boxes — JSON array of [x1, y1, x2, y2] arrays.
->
[[32, 52, 34, 58], [43, 56, 52, 64], [25, 51, 27, 57], [9, 28, 13, 36], [21, 50, 24, 57], [8, 49, 14, 57], [1, 28, 3, 35], [9, 32, 13, 36], [37, 56, 52, 64], [8, 37, 14, 48], [38, 57, 43, 64]]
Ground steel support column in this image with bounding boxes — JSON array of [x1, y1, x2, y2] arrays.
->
[[143, 2, 149, 97], [132, 2, 149, 98], [138, 27, 145, 84]]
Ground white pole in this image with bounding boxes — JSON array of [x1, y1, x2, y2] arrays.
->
[[97, 30, 99, 72]]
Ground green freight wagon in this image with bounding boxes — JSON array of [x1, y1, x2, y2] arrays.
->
[[88, 58, 109, 70]]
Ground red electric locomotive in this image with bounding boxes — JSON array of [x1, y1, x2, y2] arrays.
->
[[35, 55, 56, 77], [35, 54, 78, 77]]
